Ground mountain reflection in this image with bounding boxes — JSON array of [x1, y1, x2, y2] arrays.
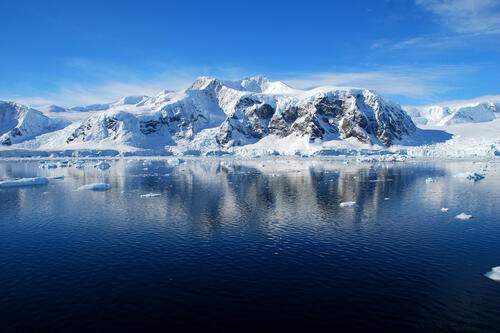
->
[[1, 159, 451, 234]]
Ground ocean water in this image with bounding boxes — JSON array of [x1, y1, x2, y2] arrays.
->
[[1, 158, 499, 332]]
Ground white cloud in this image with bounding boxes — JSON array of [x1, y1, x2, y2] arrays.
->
[[416, 0, 500, 34], [282, 66, 472, 99], [2, 61, 245, 107], [376, 0, 500, 51], [4, 77, 194, 108]]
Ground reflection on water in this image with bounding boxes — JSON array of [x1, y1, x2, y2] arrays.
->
[[0, 158, 499, 332]]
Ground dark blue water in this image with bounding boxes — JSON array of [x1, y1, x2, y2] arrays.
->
[[1, 158, 500, 332]]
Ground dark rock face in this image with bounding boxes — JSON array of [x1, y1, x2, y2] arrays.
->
[[217, 98, 276, 146], [217, 91, 416, 147], [67, 121, 94, 143], [67, 116, 119, 143]]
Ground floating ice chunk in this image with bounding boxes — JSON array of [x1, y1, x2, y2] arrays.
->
[[0, 177, 49, 188], [95, 161, 111, 170], [425, 177, 436, 183], [485, 266, 500, 281], [441, 207, 449, 212], [454, 172, 485, 181], [74, 161, 85, 169], [48, 175, 64, 180], [140, 193, 161, 198], [384, 197, 390, 200], [167, 158, 184, 166], [77, 183, 111, 191], [339, 201, 358, 208], [455, 212, 472, 220]]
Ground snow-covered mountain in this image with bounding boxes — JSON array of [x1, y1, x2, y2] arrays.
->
[[404, 96, 500, 126], [1, 76, 418, 152], [39, 105, 70, 113], [69, 95, 149, 112], [0, 101, 69, 146]]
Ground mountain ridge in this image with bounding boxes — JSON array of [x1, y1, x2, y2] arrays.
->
[[1, 76, 417, 152]]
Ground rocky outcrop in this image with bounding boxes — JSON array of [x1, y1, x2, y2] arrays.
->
[[217, 88, 416, 147]]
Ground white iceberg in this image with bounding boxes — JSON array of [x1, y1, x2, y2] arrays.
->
[[167, 158, 184, 166], [339, 201, 358, 208], [0, 177, 49, 188], [425, 177, 436, 183], [140, 193, 161, 198], [95, 161, 111, 170], [441, 207, 449, 212], [485, 266, 500, 281], [455, 212, 473, 220], [454, 172, 485, 181], [77, 183, 111, 191]]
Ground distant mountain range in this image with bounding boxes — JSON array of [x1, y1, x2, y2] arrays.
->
[[404, 96, 500, 126]]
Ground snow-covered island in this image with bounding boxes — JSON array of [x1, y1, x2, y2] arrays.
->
[[1, 76, 499, 159]]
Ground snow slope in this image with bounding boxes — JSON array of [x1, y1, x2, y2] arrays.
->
[[0, 101, 69, 146]]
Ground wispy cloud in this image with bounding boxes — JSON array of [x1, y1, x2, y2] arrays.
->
[[3, 60, 247, 107], [2, 60, 475, 107], [416, 0, 500, 34], [4, 77, 194, 108], [282, 65, 473, 100], [375, 0, 500, 51]]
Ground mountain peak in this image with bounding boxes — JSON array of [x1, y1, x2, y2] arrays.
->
[[188, 76, 219, 91]]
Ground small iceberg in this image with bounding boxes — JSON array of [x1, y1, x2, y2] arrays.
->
[[167, 158, 184, 166], [454, 172, 485, 181], [77, 183, 111, 191], [74, 161, 85, 169], [441, 207, 449, 212], [95, 161, 111, 170], [140, 193, 161, 198], [0, 177, 49, 188], [485, 266, 500, 281], [425, 177, 436, 183], [455, 212, 472, 220], [48, 175, 65, 180], [339, 201, 358, 208]]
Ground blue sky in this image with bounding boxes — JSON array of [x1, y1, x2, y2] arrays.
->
[[1, 0, 499, 107]]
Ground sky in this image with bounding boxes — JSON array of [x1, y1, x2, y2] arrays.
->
[[0, 0, 499, 107]]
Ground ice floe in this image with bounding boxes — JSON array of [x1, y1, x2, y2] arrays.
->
[[425, 177, 436, 183], [455, 212, 473, 220], [441, 207, 449, 212], [339, 201, 358, 207], [140, 193, 161, 198], [485, 266, 500, 281], [167, 158, 184, 166], [48, 175, 64, 180], [77, 183, 112, 191], [0, 177, 49, 188]]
